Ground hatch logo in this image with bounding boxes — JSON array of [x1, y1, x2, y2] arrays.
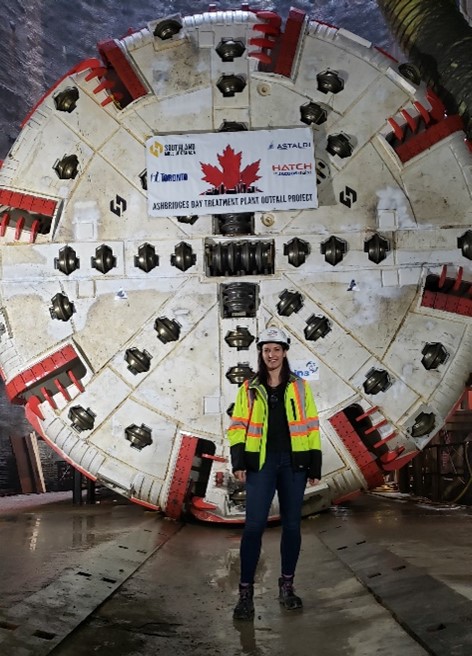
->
[[200, 144, 262, 194], [149, 141, 164, 158], [339, 186, 358, 208], [110, 195, 127, 216], [272, 162, 313, 176]]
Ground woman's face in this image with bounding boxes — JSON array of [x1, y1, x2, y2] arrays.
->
[[261, 342, 286, 371]]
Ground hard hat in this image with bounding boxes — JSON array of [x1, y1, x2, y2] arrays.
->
[[257, 327, 291, 349]]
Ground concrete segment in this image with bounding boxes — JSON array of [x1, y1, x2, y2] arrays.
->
[[0, 510, 180, 655], [51, 518, 427, 656], [2, 492, 471, 655], [317, 517, 472, 656], [335, 493, 472, 602]]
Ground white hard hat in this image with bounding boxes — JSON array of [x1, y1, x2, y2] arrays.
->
[[257, 327, 291, 349]]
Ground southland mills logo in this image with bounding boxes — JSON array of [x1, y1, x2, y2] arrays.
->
[[148, 140, 196, 158], [149, 141, 164, 157]]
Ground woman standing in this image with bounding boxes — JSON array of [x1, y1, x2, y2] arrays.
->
[[227, 327, 322, 621]]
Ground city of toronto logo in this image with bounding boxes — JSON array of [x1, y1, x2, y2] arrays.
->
[[200, 145, 261, 195]]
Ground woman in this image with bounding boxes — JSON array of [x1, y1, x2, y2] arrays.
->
[[227, 326, 322, 621]]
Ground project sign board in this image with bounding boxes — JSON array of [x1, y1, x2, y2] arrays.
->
[[146, 127, 318, 217]]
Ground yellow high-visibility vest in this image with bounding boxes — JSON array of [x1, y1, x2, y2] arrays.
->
[[228, 375, 320, 472]]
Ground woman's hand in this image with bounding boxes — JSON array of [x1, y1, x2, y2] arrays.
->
[[308, 478, 320, 487], [234, 470, 247, 483]]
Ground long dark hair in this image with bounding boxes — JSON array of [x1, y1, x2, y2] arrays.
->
[[256, 347, 292, 387]]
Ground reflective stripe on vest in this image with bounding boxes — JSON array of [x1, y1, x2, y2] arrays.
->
[[246, 422, 263, 439], [228, 416, 248, 432], [292, 378, 305, 420]]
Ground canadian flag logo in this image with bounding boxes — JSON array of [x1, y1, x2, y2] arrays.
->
[[200, 145, 262, 195]]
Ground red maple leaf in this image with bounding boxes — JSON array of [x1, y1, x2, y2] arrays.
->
[[200, 163, 224, 188], [241, 161, 261, 187], [217, 146, 241, 189], [200, 144, 261, 191]]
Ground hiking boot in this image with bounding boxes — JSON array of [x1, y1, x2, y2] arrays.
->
[[233, 584, 254, 621], [278, 577, 303, 610]]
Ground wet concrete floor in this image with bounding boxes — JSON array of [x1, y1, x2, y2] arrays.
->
[[0, 491, 471, 655]]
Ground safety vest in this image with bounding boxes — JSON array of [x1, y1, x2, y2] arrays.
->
[[228, 375, 320, 471]]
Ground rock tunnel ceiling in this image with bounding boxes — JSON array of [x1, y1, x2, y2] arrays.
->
[[0, 7, 470, 522]]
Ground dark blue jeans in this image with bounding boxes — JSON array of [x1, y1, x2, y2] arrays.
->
[[240, 451, 308, 584]]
